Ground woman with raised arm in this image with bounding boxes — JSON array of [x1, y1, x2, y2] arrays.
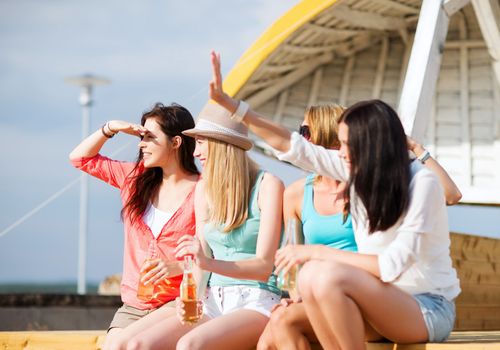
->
[[257, 104, 357, 350], [123, 102, 284, 350], [209, 52, 460, 349], [69, 103, 200, 350]]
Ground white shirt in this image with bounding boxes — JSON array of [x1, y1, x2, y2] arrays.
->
[[143, 204, 173, 239], [276, 132, 461, 301]]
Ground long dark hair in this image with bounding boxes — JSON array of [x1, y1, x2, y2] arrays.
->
[[121, 103, 199, 224], [341, 100, 410, 233]]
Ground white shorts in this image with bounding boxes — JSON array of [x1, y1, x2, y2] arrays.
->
[[203, 285, 280, 319]]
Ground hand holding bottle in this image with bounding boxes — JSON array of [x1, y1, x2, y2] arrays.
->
[[175, 235, 209, 269], [139, 258, 177, 286]]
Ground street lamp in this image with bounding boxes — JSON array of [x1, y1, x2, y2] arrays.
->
[[65, 74, 110, 294]]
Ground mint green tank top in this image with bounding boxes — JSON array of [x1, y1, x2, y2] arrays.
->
[[302, 174, 357, 252], [204, 171, 280, 295]]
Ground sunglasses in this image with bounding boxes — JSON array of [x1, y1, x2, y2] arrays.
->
[[299, 125, 311, 140]]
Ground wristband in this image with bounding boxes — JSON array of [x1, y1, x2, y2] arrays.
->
[[417, 149, 431, 164], [230, 100, 249, 123], [101, 123, 115, 138]]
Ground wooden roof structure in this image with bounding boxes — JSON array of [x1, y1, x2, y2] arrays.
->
[[224, 0, 500, 205]]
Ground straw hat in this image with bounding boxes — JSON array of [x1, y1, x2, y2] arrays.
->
[[182, 102, 253, 151]]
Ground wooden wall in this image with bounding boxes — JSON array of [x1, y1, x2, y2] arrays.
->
[[253, 2, 500, 204], [451, 232, 500, 331]]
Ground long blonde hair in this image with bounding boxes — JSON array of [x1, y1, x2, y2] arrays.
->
[[204, 139, 259, 232], [306, 104, 344, 183], [306, 104, 344, 149]]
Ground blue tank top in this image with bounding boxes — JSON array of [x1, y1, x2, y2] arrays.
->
[[204, 171, 280, 295], [301, 174, 357, 252]]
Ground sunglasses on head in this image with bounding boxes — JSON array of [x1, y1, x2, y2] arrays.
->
[[299, 125, 311, 139]]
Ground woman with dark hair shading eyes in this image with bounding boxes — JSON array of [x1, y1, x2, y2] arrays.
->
[[209, 51, 461, 349], [69, 103, 200, 350]]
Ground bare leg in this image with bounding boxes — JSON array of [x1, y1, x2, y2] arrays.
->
[[270, 302, 318, 350], [176, 310, 269, 350], [256, 320, 277, 350], [299, 261, 428, 350], [103, 304, 177, 350], [125, 312, 211, 350], [103, 328, 123, 350]]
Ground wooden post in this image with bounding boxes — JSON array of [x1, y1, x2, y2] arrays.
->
[[397, 0, 460, 140]]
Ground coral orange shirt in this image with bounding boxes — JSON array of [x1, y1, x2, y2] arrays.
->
[[71, 154, 197, 309]]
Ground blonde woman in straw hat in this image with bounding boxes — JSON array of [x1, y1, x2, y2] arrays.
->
[[124, 103, 284, 350]]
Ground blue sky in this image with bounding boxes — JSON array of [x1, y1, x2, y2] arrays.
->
[[0, 0, 499, 286]]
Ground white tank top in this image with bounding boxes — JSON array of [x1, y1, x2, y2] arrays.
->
[[143, 204, 173, 239]]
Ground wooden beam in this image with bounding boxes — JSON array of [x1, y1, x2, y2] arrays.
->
[[265, 62, 297, 74], [308, 68, 324, 106], [304, 23, 368, 38], [459, 13, 472, 186], [373, 0, 420, 15], [397, 34, 414, 102], [493, 70, 500, 192], [397, 0, 450, 141], [282, 42, 341, 55], [339, 56, 355, 106], [428, 95, 436, 157], [247, 52, 334, 109], [471, 0, 500, 87], [273, 90, 290, 123], [331, 5, 407, 31], [445, 40, 487, 48], [443, 0, 471, 16], [372, 37, 389, 99]]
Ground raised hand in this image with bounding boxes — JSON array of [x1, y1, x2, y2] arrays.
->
[[209, 51, 226, 104], [107, 120, 147, 137]]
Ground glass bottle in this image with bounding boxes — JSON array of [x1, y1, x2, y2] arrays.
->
[[277, 218, 302, 298], [180, 255, 200, 324], [137, 241, 157, 301]]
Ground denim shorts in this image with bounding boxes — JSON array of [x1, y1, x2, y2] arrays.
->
[[203, 286, 280, 319], [413, 293, 455, 342]]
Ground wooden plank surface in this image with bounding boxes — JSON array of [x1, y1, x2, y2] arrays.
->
[[1, 331, 500, 350]]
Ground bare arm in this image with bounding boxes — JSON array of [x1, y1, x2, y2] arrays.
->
[[283, 179, 305, 244], [203, 174, 284, 281], [275, 242, 381, 279], [209, 51, 291, 152], [176, 174, 284, 282], [407, 137, 462, 205], [69, 120, 146, 160]]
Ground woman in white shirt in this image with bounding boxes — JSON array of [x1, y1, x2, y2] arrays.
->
[[208, 52, 460, 349]]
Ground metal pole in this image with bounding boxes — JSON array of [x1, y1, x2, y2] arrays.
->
[[66, 75, 110, 295], [77, 86, 91, 295]]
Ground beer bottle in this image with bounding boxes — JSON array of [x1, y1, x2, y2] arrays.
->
[[137, 241, 157, 301], [180, 255, 200, 324]]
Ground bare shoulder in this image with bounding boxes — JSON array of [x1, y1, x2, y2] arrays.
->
[[284, 178, 306, 201], [261, 172, 284, 192]]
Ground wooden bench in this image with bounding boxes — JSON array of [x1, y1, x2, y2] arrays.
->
[[0, 233, 498, 349], [1, 330, 500, 349]]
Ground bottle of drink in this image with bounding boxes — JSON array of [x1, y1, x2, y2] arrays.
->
[[180, 255, 200, 324], [137, 242, 157, 301], [278, 219, 302, 298]]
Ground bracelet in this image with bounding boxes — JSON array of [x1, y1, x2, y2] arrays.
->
[[101, 123, 115, 138], [230, 100, 249, 122], [417, 149, 431, 164], [106, 122, 117, 134]]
